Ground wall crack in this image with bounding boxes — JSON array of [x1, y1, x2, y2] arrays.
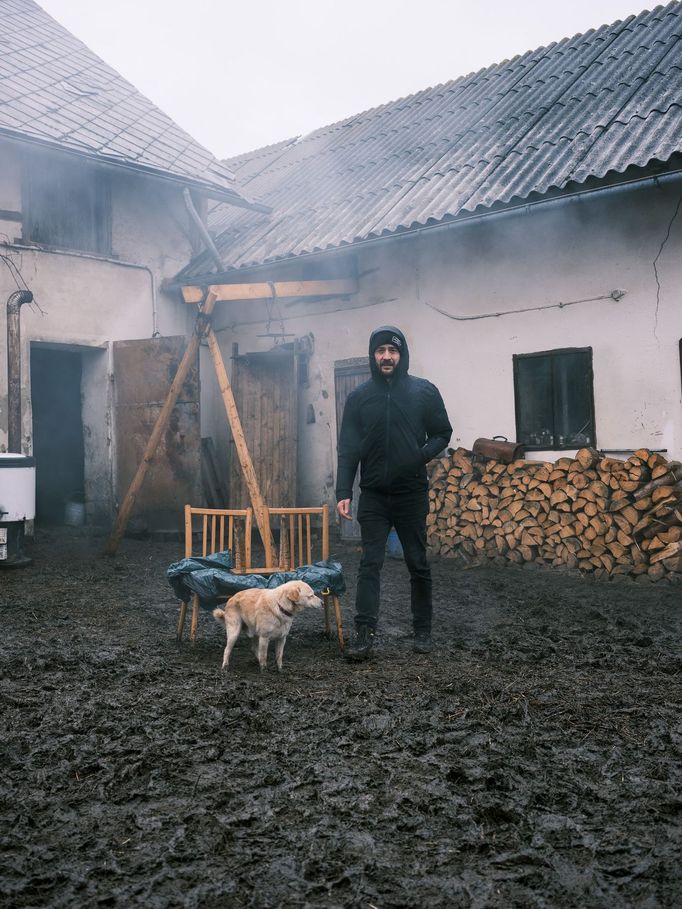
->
[[653, 190, 682, 335]]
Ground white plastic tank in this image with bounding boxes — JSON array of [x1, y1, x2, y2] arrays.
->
[[0, 453, 36, 521]]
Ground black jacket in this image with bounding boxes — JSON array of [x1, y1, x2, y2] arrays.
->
[[336, 326, 452, 500]]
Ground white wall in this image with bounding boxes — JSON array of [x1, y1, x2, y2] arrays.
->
[[0, 139, 198, 521], [205, 176, 682, 508]]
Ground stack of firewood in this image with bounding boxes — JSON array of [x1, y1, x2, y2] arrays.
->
[[426, 446, 682, 581]]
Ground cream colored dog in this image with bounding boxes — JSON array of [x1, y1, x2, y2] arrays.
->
[[213, 580, 322, 671]]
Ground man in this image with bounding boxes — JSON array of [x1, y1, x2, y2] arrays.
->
[[336, 325, 452, 660]]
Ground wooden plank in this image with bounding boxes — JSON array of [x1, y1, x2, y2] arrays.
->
[[245, 509, 252, 569], [113, 336, 200, 531], [200, 444, 221, 507], [201, 437, 229, 507], [286, 352, 295, 504], [182, 279, 357, 304], [176, 503, 193, 639], [184, 504, 193, 558], [322, 505, 329, 561], [231, 348, 297, 510], [105, 291, 218, 555], [190, 592, 200, 641], [205, 326, 274, 567]]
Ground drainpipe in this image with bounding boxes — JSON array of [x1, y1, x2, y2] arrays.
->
[[6, 289, 33, 453]]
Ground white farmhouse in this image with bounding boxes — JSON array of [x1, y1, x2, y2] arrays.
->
[[176, 1, 682, 518], [0, 0, 263, 528]]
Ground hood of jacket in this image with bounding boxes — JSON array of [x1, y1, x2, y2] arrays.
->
[[368, 325, 410, 379]]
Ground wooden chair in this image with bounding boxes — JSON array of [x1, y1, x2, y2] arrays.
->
[[177, 505, 253, 641], [243, 505, 345, 650]]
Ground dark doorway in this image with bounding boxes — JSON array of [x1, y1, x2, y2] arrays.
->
[[31, 346, 85, 523], [334, 357, 371, 540]]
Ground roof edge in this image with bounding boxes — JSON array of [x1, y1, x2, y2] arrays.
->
[[0, 127, 270, 209], [174, 159, 682, 286]]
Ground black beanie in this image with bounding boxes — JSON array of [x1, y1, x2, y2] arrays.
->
[[370, 329, 404, 354]]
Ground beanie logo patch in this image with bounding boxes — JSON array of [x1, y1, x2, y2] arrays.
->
[[392, 336, 402, 347]]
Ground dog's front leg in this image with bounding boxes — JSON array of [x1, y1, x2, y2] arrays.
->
[[257, 636, 269, 671], [274, 636, 287, 672]]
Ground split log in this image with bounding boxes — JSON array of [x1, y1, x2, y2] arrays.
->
[[426, 446, 680, 581], [650, 540, 682, 565]]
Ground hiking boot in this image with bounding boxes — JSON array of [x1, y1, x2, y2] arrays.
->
[[345, 625, 375, 662], [413, 630, 433, 654]]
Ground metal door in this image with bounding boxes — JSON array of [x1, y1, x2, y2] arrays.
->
[[334, 357, 370, 540], [113, 336, 200, 531]]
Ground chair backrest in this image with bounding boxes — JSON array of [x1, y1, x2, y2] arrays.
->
[[184, 505, 253, 571], [267, 505, 330, 570]]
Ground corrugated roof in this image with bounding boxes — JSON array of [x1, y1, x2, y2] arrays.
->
[[181, 0, 682, 279], [0, 0, 257, 205]]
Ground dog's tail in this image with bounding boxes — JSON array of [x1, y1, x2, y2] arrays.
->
[[212, 607, 226, 624]]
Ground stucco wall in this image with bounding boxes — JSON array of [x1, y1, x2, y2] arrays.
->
[[0, 138, 197, 522], [0, 141, 21, 241], [204, 177, 682, 510]]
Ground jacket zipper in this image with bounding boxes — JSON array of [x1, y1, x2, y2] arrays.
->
[[384, 384, 391, 485]]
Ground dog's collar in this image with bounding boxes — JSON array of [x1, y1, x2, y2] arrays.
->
[[277, 604, 294, 618]]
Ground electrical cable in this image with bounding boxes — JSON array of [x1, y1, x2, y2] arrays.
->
[[424, 289, 626, 322]]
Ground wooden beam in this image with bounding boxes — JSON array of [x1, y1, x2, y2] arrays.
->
[[104, 291, 218, 555], [205, 326, 275, 567], [181, 279, 357, 304]]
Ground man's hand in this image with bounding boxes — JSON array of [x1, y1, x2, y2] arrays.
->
[[337, 499, 352, 521]]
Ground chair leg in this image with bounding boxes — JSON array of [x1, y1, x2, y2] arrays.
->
[[177, 600, 188, 640], [333, 596, 344, 650], [190, 593, 200, 642], [323, 594, 331, 637]]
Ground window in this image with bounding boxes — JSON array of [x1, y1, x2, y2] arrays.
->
[[513, 347, 595, 450], [23, 152, 111, 254]]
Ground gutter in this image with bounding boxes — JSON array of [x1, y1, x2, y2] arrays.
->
[[176, 166, 682, 286]]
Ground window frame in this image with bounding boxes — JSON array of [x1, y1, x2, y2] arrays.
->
[[22, 151, 112, 256], [513, 346, 596, 451]]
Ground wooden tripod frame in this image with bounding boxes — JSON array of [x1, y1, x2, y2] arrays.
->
[[104, 290, 275, 563]]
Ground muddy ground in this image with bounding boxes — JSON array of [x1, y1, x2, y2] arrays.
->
[[1, 527, 681, 909]]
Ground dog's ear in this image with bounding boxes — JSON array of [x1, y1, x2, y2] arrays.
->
[[287, 583, 302, 602]]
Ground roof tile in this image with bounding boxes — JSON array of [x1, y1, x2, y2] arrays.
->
[[183, 0, 682, 277], [0, 0, 254, 203]]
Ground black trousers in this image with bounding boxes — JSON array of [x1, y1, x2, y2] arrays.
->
[[355, 487, 432, 633]]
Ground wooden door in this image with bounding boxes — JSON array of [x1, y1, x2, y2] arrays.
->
[[113, 336, 200, 531], [334, 357, 370, 540], [229, 345, 298, 509]]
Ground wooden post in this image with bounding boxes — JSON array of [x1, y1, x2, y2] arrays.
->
[[322, 504, 329, 560], [205, 327, 274, 567], [104, 291, 218, 555], [176, 503, 193, 639], [291, 338, 299, 507], [333, 596, 345, 649]]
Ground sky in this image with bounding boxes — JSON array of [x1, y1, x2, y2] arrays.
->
[[38, 0, 655, 161]]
